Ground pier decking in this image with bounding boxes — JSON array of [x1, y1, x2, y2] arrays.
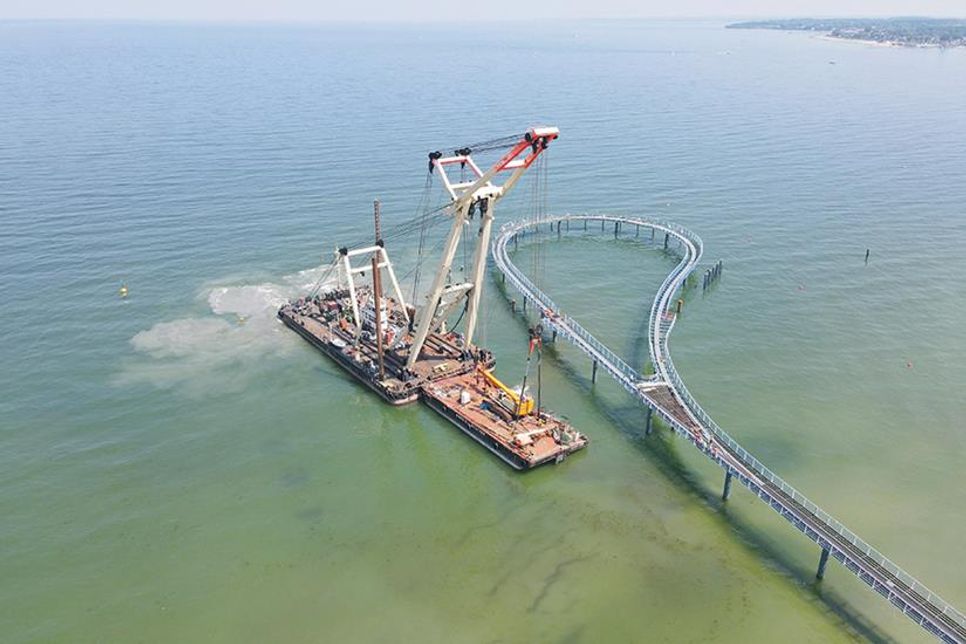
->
[[493, 214, 966, 643]]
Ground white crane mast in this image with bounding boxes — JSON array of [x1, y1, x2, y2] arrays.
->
[[405, 126, 559, 370]]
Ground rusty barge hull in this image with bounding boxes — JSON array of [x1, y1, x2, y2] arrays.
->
[[422, 393, 531, 469], [421, 373, 589, 470], [278, 310, 420, 405], [279, 294, 587, 471], [278, 302, 491, 406]]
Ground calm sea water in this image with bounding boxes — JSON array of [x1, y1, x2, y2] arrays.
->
[[1, 19, 965, 643]]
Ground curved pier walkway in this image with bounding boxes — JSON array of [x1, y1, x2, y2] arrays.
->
[[492, 214, 966, 643]]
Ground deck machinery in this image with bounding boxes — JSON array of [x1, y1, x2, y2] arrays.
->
[[279, 127, 588, 469]]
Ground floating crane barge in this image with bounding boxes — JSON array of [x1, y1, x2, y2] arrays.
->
[[279, 127, 588, 469], [279, 287, 487, 406]]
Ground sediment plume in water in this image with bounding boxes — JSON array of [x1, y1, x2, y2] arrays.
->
[[119, 264, 336, 394]]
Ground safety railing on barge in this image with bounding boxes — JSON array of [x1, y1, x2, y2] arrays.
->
[[492, 214, 966, 644]]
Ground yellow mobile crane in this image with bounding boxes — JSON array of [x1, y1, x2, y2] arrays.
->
[[478, 327, 542, 419]]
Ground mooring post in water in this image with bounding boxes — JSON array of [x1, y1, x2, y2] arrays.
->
[[817, 547, 831, 580], [722, 470, 733, 500], [676, 299, 683, 315], [601, 220, 605, 231], [614, 221, 619, 238], [651, 227, 655, 241], [522, 298, 527, 313], [558, 223, 561, 239], [510, 298, 516, 313], [664, 232, 669, 249], [566, 219, 570, 231], [592, 360, 598, 383], [645, 407, 653, 436], [551, 329, 557, 343], [865, 249, 870, 265], [584, 220, 587, 231]]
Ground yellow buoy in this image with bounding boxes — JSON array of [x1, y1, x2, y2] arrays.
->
[[119, 284, 129, 298]]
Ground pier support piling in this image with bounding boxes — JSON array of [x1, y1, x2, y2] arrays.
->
[[551, 330, 557, 343], [522, 298, 527, 313], [817, 547, 831, 580], [645, 407, 653, 436], [722, 471, 733, 501]]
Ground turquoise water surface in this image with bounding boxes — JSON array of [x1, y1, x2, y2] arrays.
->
[[1, 20, 965, 642]]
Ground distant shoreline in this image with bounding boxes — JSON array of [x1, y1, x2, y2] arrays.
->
[[816, 34, 944, 49], [728, 18, 966, 49]]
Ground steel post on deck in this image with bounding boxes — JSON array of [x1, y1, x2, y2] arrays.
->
[[722, 470, 733, 501], [592, 360, 598, 383], [817, 547, 831, 580]]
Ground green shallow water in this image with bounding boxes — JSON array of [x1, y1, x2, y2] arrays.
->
[[1, 19, 965, 643]]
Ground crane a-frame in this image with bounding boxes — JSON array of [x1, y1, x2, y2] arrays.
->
[[405, 126, 559, 370]]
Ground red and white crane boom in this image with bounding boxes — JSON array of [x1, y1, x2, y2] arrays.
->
[[405, 126, 559, 370]]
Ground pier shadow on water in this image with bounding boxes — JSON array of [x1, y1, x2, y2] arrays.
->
[[495, 279, 897, 644]]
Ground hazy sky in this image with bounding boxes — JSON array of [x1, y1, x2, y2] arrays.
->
[[1, 0, 963, 22]]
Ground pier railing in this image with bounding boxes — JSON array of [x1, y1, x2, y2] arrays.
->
[[493, 214, 966, 643]]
